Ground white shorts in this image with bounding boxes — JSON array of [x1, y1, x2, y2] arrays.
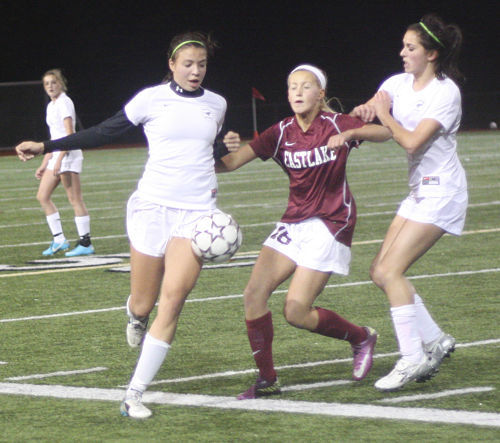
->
[[47, 150, 84, 174], [397, 192, 468, 236], [263, 218, 351, 275], [126, 191, 212, 257]]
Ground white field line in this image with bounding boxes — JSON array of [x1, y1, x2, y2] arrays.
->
[[5, 339, 497, 387], [376, 387, 495, 404], [0, 383, 498, 427], [2, 197, 498, 219], [146, 339, 500, 387], [1, 223, 499, 252], [143, 353, 398, 387], [1, 268, 499, 323], [3, 178, 498, 205], [4, 367, 108, 381], [282, 380, 353, 391]]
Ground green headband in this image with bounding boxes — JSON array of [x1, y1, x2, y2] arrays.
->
[[419, 22, 445, 48], [170, 40, 206, 58]]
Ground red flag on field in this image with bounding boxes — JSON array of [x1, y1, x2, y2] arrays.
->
[[252, 87, 265, 101]]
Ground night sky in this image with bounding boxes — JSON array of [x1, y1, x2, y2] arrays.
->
[[2, 0, 499, 137]]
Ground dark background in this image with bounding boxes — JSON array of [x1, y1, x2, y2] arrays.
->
[[2, 0, 499, 146]]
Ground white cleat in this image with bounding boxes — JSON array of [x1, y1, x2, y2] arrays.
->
[[126, 316, 149, 348], [375, 356, 435, 392], [422, 332, 456, 373], [120, 390, 152, 419], [126, 296, 149, 348]]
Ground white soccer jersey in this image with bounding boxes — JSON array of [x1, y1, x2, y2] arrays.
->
[[380, 73, 467, 197], [125, 83, 227, 209]]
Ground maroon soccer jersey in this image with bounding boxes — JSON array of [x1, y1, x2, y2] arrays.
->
[[250, 111, 365, 246]]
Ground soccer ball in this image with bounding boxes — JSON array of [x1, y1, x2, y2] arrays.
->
[[191, 211, 243, 263]]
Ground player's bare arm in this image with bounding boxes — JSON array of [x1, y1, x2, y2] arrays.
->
[[223, 130, 241, 152], [373, 91, 441, 154], [215, 144, 257, 173], [350, 97, 377, 122], [327, 124, 391, 151], [15, 141, 45, 161]]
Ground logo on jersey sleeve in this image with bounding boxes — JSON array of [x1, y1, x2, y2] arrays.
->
[[422, 176, 440, 185]]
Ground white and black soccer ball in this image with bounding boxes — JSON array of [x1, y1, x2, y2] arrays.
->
[[191, 211, 243, 263]]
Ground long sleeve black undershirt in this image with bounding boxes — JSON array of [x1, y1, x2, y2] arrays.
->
[[43, 110, 135, 153], [43, 108, 230, 159]]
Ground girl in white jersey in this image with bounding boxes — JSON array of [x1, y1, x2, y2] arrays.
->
[[217, 65, 391, 399], [345, 14, 467, 391], [36, 69, 94, 257], [16, 32, 231, 419]]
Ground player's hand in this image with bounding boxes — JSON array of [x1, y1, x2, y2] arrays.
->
[[350, 104, 376, 122], [327, 131, 352, 153], [53, 164, 62, 176], [223, 131, 241, 152], [373, 91, 392, 116], [15, 141, 44, 161], [35, 166, 45, 180]]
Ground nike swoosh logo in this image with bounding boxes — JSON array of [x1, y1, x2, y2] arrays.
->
[[284, 142, 296, 146], [252, 350, 261, 355]]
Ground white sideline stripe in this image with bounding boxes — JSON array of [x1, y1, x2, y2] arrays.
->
[[377, 387, 495, 404], [131, 340, 500, 387], [0, 383, 498, 427], [143, 353, 397, 387], [4, 367, 108, 381], [282, 380, 353, 391], [0, 306, 126, 323], [0, 362, 7, 365], [1, 268, 499, 323]]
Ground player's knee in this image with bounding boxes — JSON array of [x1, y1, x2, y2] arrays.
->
[[370, 261, 395, 290], [370, 261, 385, 288], [283, 299, 307, 328], [36, 191, 48, 204], [129, 294, 156, 318], [243, 283, 268, 309], [66, 194, 76, 206]]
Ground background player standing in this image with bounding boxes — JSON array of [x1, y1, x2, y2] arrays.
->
[[218, 64, 391, 399], [36, 69, 94, 257]]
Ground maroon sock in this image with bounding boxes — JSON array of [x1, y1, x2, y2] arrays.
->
[[312, 307, 367, 344], [246, 311, 277, 382]]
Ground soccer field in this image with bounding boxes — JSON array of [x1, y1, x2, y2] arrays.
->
[[1, 132, 499, 441]]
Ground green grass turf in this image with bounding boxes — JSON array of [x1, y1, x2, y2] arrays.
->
[[0, 131, 498, 441]]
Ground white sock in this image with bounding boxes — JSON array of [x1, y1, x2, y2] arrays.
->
[[414, 293, 442, 345], [46, 212, 65, 242], [128, 333, 170, 395], [74, 215, 90, 238], [391, 304, 424, 364]]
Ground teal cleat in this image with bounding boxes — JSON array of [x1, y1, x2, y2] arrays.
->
[[42, 240, 70, 256], [65, 244, 95, 257]]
